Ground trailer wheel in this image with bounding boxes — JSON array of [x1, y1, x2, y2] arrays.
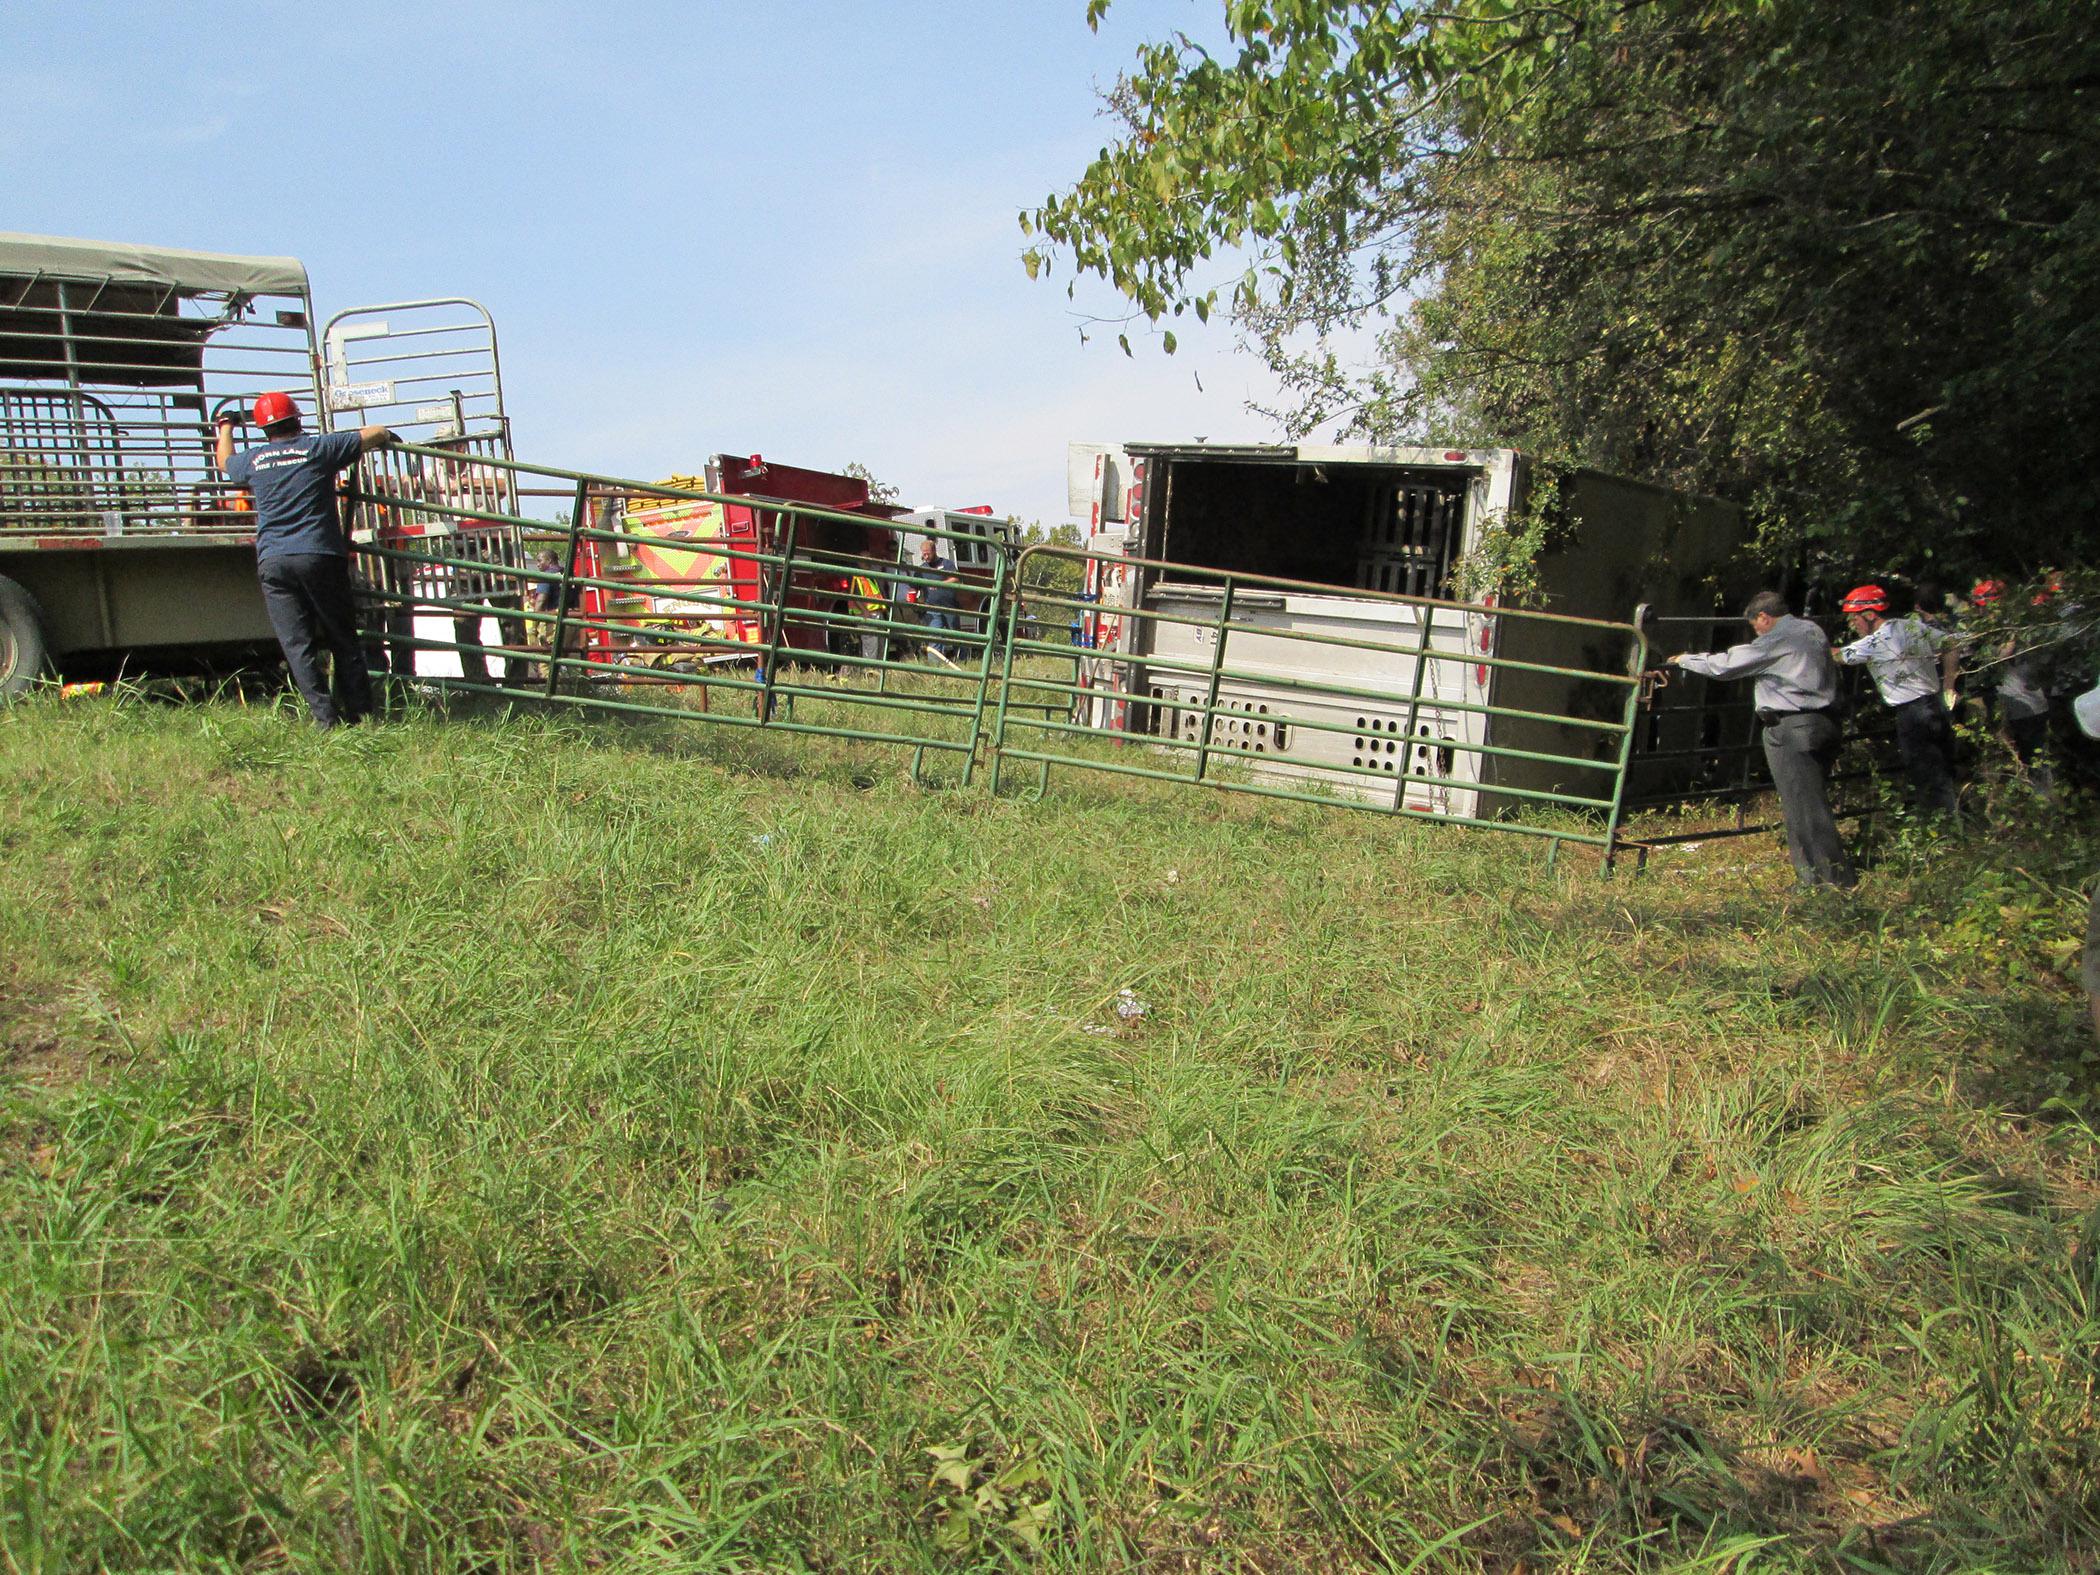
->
[[0, 576, 51, 702]]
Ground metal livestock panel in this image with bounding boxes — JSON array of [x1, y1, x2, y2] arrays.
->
[[988, 543, 1652, 862], [348, 443, 1008, 786]]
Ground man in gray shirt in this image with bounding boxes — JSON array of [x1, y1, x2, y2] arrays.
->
[[1669, 591, 1857, 889]]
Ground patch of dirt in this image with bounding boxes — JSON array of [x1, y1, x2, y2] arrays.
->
[[0, 970, 103, 1090], [280, 1347, 363, 1420]]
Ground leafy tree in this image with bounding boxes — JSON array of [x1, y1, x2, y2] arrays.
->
[[840, 461, 901, 509], [1027, 0, 2100, 583], [1015, 520, 1087, 600]]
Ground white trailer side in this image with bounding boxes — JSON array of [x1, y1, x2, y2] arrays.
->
[[1065, 442, 1742, 816]]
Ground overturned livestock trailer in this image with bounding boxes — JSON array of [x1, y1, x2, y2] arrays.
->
[[1042, 442, 1748, 825]]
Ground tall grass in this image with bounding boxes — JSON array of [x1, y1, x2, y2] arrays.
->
[[1, 689, 2095, 1571]]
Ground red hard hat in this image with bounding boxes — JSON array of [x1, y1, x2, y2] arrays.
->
[[252, 390, 299, 429], [1839, 584, 1889, 615], [1970, 578, 2003, 606]]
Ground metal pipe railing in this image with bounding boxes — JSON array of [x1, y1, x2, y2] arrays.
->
[[339, 445, 1898, 870], [987, 542, 1649, 855]]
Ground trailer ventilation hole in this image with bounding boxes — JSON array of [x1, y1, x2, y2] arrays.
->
[[1353, 714, 1415, 769], [1170, 696, 1282, 754], [1409, 726, 1456, 779]]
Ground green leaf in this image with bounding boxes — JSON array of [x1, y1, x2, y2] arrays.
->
[[933, 1509, 974, 1552], [925, 1442, 975, 1493], [1007, 1495, 1054, 1551], [994, 1458, 1050, 1492]]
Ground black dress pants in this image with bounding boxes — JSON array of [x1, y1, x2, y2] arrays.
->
[[257, 553, 373, 727], [1891, 695, 1960, 819], [1761, 711, 1856, 888]]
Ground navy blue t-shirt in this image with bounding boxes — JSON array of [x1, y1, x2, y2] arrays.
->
[[225, 429, 365, 560], [919, 555, 961, 609]]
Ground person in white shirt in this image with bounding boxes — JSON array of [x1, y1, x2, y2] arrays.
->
[[1834, 584, 1959, 822], [2077, 677, 2100, 1037], [1969, 578, 2056, 794]]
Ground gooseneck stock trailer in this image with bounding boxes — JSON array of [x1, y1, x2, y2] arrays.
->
[[0, 234, 320, 694], [0, 234, 515, 697]]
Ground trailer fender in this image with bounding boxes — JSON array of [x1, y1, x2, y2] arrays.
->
[[0, 574, 53, 701]]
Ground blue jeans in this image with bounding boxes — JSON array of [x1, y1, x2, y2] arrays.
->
[[921, 606, 956, 658]]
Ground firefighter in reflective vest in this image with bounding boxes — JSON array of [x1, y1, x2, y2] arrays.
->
[[849, 561, 889, 663]]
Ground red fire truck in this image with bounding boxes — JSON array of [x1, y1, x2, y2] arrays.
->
[[574, 453, 907, 667]]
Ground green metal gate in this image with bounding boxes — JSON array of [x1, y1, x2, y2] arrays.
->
[[987, 543, 1652, 863], [349, 449, 1658, 860], [348, 443, 1009, 782]]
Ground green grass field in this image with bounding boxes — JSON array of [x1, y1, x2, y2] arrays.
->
[[3, 690, 2096, 1572]]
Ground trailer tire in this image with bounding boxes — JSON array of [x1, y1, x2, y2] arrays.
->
[[0, 576, 52, 702]]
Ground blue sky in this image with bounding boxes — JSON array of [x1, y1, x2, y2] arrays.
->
[[4, 0, 1305, 528]]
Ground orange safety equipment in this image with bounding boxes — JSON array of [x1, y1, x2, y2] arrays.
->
[[1839, 584, 1889, 615], [252, 390, 299, 429]]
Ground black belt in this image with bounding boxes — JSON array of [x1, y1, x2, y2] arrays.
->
[[1757, 706, 1832, 727]]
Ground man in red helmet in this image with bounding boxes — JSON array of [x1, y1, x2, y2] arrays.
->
[[215, 392, 396, 727], [1969, 577, 2056, 790], [1834, 583, 1960, 821]]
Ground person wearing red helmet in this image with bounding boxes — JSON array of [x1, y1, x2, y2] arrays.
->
[[215, 392, 396, 727], [1967, 577, 2054, 789], [1668, 590, 1855, 889], [1834, 583, 1960, 822]]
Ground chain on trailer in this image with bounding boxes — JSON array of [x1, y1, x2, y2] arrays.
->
[[988, 543, 1653, 868], [0, 251, 319, 540], [347, 444, 1011, 785]]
